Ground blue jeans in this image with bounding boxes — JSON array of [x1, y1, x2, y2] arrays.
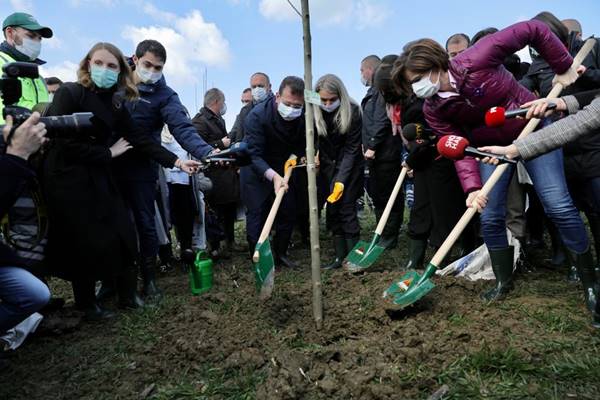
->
[[0, 267, 50, 333], [480, 148, 589, 253]]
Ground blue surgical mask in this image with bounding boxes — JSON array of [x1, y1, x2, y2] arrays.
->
[[320, 99, 340, 113], [252, 86, 267, 102], [277, 101, 303, 121], [91, 65, 119, 89]]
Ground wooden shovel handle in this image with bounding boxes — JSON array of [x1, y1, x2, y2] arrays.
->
[[374, 167, 408, 236], [253, 156, 297, 261], [429, 38, 596, 268]]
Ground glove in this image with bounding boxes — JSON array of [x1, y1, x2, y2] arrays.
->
[[284, 158, 297, 175], [327, 182, 344, 204]]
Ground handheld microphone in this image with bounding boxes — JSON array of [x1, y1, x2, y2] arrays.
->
[[485, 103, 558, 127], [201, 141, 251, 166], [402, 123, 433, 142], [436, 135, 517, 164]]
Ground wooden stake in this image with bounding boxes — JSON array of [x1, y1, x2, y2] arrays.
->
[[300, 0, 323, 330]]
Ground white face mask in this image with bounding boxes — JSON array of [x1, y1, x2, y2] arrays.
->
[[412, 70, 441, 99], [220, 102, 227, 116], [320, 99, 340, 113], [361, 75, 369, 87], [48, 93, 54, 102], [277, 101, 302, 121], [15, 36, 41, 61], [251, 86, 267, 102], [136, 66, 162, 84]]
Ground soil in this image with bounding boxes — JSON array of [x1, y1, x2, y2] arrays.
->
[[2, 221, 600, 399]]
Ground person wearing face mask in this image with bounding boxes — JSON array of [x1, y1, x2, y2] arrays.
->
[[0, 12, 52, 124], [313, 74, 363, 269], [391, 19, 596, 326], [44, 77, 62, 102], [240, 76, 306, 268], [93, 40, 213, 304], [241, 88, 252, 106], [229, 72, 274, 143], [40, 42, 200, 321], [192, 88, 239, 258], [361, 54, 405, 250]]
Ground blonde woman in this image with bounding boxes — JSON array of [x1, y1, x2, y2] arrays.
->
[[313, 74, 364, 269]]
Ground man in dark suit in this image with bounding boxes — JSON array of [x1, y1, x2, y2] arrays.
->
[[240, 76, 306, 268]]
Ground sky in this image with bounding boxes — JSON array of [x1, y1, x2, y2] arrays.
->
[[2, 0, 600, 129]]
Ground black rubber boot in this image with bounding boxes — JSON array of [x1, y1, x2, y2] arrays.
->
[[95, 279, 116, 303], [547, 222, 567, 267], [323, 236, 347, 270], [273, 235, 298, 269], [586, 213, 600, 269], [140, 256, 163, 303], [117, 267, 145, 310], [379, 210, 403, 250], [566, 247, 598, 314], [481, 246, 515, 301], [345, 235, 359, 254], [405, 238, 427, 270], [515, 236, 535, 274], [73, 279, 116, 321]]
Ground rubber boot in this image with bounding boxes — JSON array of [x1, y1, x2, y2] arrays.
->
[[345, 235, 359, 254], [95, 279, 116, 303], [73, 279, 115, 321], [481, 246, 515, 301], [585, 213, 600, 274], [547, 221, 567, 266], [404, 238, 427, 270], [117, 267, 145, 310], [378, 210, 402, 250], [515, 236, 535, 273], [140, 256, 163, 303], [565, 247, 598, 313], [273, 235, 298, 269], [323, 236, 347, 270]]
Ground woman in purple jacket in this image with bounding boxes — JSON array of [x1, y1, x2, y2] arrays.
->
[[391, 20, 596, 322]]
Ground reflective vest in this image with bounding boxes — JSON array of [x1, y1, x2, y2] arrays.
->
[[0, 50, 49, 124]]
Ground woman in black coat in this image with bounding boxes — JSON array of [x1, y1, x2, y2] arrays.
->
[[313, 74, 364, 269], [41, 42, 198, 319], [192, 88, 240, 258]]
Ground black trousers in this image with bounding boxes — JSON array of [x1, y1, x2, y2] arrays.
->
[[408, 158, 468, 248], [246, 185, 296, 251], [168, 183, 195, 250], [118, 180, 158, 259], [370, 159, 404, 237], [213, 203, 237, 244]]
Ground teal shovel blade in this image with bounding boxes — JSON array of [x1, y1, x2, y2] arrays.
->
[[254, 240, 275, 300], [382, 264, 437, 311], [343, 234, 385, 273]]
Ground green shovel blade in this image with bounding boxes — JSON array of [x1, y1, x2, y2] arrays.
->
[[254, 240, 275, 299], [343, 235, 385, 273], [382, 264, 437, 311]]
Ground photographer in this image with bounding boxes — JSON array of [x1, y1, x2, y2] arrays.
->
[[0, 112, 50, 333], [40, 42, 198, 320], [0, 12, 52, 123]]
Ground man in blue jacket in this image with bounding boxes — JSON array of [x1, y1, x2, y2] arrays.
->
[[107, 40, 213, 302], [240, 76, 306, 268]]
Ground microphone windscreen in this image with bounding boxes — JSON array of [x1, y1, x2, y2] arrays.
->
[[485, 106, 506, 128], [402, 123, 421, 142], [436, 135, 470, 160]]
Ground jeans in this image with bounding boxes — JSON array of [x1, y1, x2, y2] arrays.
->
[[0, 266, 50, 332], [480, 148, 589, 253]]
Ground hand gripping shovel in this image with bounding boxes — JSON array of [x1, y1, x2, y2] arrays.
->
[[382, 38, 597, 311], [344, 167, 408, 273], [253, 155, 298, 300]]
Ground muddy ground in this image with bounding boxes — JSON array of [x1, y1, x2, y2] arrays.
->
[[2, 214, 600, 399]]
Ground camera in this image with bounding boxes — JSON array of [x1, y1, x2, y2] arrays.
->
[[0, 62, 93, 142]]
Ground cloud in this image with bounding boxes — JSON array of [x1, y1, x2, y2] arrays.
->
[[9, 0, 35, 13], [122, 6, 231, 86], [39, 61, 79, 82], [258, 0, 389, 29]]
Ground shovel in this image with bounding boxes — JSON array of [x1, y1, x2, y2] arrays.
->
[[382, 38, 597, 311], [253, 155, 298, 300], [344, 167, 408, 273]]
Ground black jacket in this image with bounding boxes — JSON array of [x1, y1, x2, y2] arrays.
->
[[361, 87, 402, 162], [40, 83, 177, 280], [520, 34, 600, 179], [229, 93, 275, 143], [192, 107, 239, 205], [240, 96, 306, 210], [0, 155, 34, 267], [317, 103, 364, 201]]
